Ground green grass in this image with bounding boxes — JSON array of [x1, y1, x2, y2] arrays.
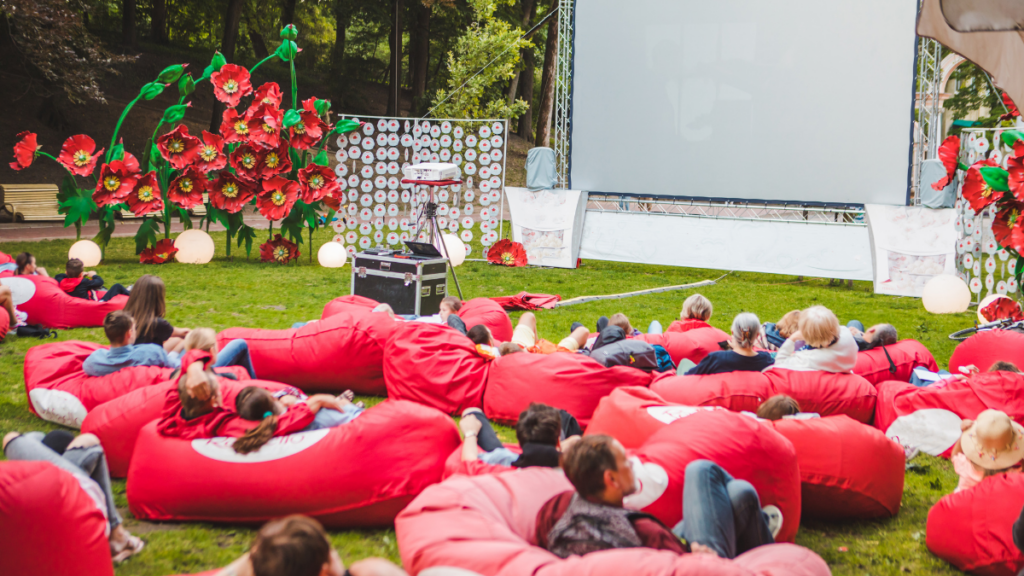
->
[[0, 228, 977, 575]]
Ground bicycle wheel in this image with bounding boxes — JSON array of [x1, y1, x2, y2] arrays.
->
[[949, 326, 979, 342]]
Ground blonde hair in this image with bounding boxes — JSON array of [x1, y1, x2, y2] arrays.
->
[[799, 305, 841, 349], [682, 294, 713, 321], [776, 310, 801, 339], [184, 328, 217, 352], [609, 313, 632, 333]]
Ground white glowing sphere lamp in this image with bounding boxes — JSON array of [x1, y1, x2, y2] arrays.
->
[[922, 274, 972, 314], [318, 240, 348, 268], [438, 233, 466, 267], [174, 230, 216, 264], [68, 240, 102, 267]]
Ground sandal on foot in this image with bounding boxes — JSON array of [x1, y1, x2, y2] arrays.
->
[[341, 390, 355, 402], [112, 535, 145, 563]]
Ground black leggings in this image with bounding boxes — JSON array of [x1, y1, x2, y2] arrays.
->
[[465, 408, 583, 452], [100, 283, 130, 302]]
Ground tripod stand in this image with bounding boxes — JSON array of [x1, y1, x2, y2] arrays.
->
[[408, 181, 464, 300]]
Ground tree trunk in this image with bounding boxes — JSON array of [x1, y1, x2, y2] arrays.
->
[[509, 0, 535, 117], [386, 0, 404, 116], [249, 30, 270, 59], [151, 0, 167, 44], [410, 2, 430, 113], [535, 0, 559, 147], [211, 0, 246, 132], [122, 0, 137, 49], [281, 0, 297, 25], [331, 0, 350, 107]]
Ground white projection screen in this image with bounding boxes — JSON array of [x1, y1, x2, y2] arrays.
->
[[569, 0, 920, 205]]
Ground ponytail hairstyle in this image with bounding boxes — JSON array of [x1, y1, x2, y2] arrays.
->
[[731, 312, 762, 349], [177, 370, 220, 420], [233, 386, 279, 454], [15, 252, 33, 275], [184, 327, 217, 352]]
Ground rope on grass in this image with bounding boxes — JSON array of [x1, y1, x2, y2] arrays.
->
[[555, 277, 725, 308]]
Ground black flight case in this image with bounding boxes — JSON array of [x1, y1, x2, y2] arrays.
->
[[350, 248, 448, 316]]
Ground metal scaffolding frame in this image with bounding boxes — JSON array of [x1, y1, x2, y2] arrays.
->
[[586, 195, 865, 226], [913, 34, 944, 205], [552, 0, 574, 189]]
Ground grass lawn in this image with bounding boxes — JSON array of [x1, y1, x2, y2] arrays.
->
[[0, 228, 976, 575]]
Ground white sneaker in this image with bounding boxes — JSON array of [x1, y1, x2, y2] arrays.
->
[[762, 505, 783, 540], [14, 309, 27, 327]]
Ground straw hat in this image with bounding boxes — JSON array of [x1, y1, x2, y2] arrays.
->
[[960, 410, 1024, 470]]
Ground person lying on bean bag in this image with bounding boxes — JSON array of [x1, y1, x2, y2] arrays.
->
[[950, 409, 1024, 494], [458, 403, 581, 468], [537, 435, 783, 560], [54, 258, 131, 302], [666, 293, 716, 334], [233, 386, 364, 454], [0, 283, 23, 333], [846, 321, 898, 352], [756, 310, 800, 352], [467, 314, 589, 358], [769, 306, 858, 374], [2, 430, 144, 563], [756, 395, 802, 420], [685, 313, 774, 376]]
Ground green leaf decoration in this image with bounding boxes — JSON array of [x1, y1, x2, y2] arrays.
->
[[207, 204, 230, 229], [150, 144, 162, 168], [288, 147, 301, 172], [237, 224, 257, 257], [178, 74, 195, 98], [93, 219, 114, 248], [156, 65, 186, 83], [111, 143, 125, 162], [959, 161, 970, 172], [202, 52, 227, 79], [57, 174, 79, 205], [58, 193, 96, 230], [314, 99, 331, 116], [227, 211, 245, 234], [140, 82, 166, 101], [280, 24, 298, 40], [301, 202, 320, 229], [980, 166, 1011, 192], [1002, 130, 1024, 149], [177, 207, 192, 230], [162, 104, 190, 124], [281, 205, 306, 244], [275, 40, 298, 62], [282, 109, 302, 129], [334, 119, 361, 135], [313, 150, 329, 167], [134, 217, 161, 254]]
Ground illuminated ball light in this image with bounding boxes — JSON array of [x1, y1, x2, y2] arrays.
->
[[318, 240, 348, 268], [68, 240, 102, 267], [174, 230, 215, 264], [922, 274, 971, 314], [437, 233, 466, 267]]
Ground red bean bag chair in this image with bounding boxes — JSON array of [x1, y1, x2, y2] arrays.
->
[[926, 473, 1024, 575], [321, 294, 381, 319], [384, 322, 490, 415], [127, 400, 458, 527], [0, 275, 127, 329], [482, 352, 654, 427], [853, 339, 938, 385], [81, 379, 294, 478], [0, 308, 8, 343], [0, 251, 13, 264], [637, 326, 730, 366], [441, 444, 522, 479], [650, 369, 877, 423], [458, 297, 513, 342], [396, 466, 828, 576], [587, 386, 726, 449], [950, 330, 1024, 375], [217, 306, 397, 395], [875, 372, 1024, 457], [0, 461, 113, 576]]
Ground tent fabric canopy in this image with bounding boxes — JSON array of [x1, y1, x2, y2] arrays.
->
[[940, 0, 1024, 32]]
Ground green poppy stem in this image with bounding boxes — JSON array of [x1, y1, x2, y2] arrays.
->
[[268, 220, 274, 241], [108, 94, 144, 163], [308, 226, 313, 263], [289, 60, 298, 111], [248, 54, 278, 76], [36, 151, 59, 163]]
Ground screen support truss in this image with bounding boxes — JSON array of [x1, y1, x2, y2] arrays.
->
[[913, 33, 944, 205], [553, 0, 574, 189]]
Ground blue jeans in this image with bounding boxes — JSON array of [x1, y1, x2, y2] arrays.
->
[[671, 460, 774, 559], [303, 403, 364, 431], [214, 339, 257, 379], [847, 320, 865, 333], [648, 320, 663, 335]]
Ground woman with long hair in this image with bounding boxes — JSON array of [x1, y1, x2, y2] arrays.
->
[[14, 252, 48, 277], [123, 275, 189, 353]]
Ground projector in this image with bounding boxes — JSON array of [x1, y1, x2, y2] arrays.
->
[[402, 162, 461, 182]]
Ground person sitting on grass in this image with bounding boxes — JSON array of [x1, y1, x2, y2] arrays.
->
[[15, 252, 48, 277], [755, 395, 802, 420], [459, 403, 582, 468], [667, 294, 715, 333], [846, 322, 898, 352], [83, 311, 179, 377], [950, 409, 1024, 494], [3, 430, 145, 563], [233, 385, 364, 453], [54, 258, 131, 302], [536, 435, 781, 559], [756, 310, 800, 352], [685, 313, 774, 376], [768, 305, 858, 374]]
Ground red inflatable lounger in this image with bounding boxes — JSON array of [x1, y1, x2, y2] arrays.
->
[[927, 473, 1024, 576], [321, 295, 382, 319], [0, 275, 127, 329], [127, 400, 459, 527], [483, 352, 654, 428], [458, 297, 513, 343], [396, 467, 829, 576], [0, 461, 113, 576], [217, 307, 397, 395], [638, 326, 730, 366], [587, 386, 725, 449], [875, 372, 1024, 457], [853, 339, 938, 385], [950, 330, 1024, 376], [384, 322, 490, 415], [82, 379, 294, 478]]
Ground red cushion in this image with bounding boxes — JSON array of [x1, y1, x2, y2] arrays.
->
[[483, 352, 653, 427], [396, 466, 829, 576], [637, 326, 730, 365], [0, 461, 113, 576], [874, 372, 1024, 457], [650, 371, 772, 413], [927, 474, 1024, 576], [950, 330, 1024, 375], [441, 444, 521, 479], [458, 298, 513, 342], [0, 275, 127, 329], [126, 400, 460, 527], [587, 386, 725, 449], [0, 251, 13, 264], [0, 308, 8, 342], [217, 308, 397, 395], [384, 322, 490, 415], [630, 410, 802, 543], [321, 295, 381, 319], [853, 340, 938, 385], [81, 379, 293, 478]]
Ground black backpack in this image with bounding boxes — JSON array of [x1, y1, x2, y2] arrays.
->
[[16, 324, 57, 339]]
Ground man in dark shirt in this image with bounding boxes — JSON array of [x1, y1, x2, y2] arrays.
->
[[849, 322, 898, 351], [54, 258, 131, 302]]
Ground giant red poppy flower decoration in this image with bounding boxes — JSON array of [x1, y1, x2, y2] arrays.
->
[[298, 164, 339, 203], [1002, 92, 1020, 121], [220, 108, 250, 144], [120, 148, 141, 173], [257, 142, 293, 179], [257, 176, 299, 221], [322, 193, 342, 212], [290, 102, 327, 150], [246, 103, 283, 149], [253, 82, 282, 107], [931, 135, 960, 191], [126, 172, 164, 216], [10, 131, 38, 170], [980, 295, 1024, 323], [157, 125, 201, 170], [210, 172, 255, 213], [93, 160, 139, 207], [168, 166, 207, 210], [260, 233, 300, 264], [962, 159, 1005, 212], [1009, 157, 1024, 202], [993, 203, 1024, 255], [140, 238, 179, 265], [230, 144, 263, 182], [211, 64, 252, 108], [194, 131, 227, 173], [487, 239, 527, 267], [57, 134, 104, 177]]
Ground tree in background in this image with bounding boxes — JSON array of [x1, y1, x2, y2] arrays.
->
[[943, 59, 1006, 129]]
